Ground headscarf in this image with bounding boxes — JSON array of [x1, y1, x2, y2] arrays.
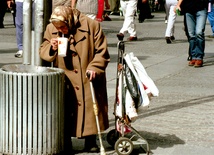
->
[[50, 6, 81, 45], [50, 6, 74, 29]]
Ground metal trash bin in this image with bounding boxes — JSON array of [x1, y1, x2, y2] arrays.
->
[[0, 64, 65, 155]]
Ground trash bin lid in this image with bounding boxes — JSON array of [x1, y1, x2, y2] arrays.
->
[[1, 64, 62, 74]]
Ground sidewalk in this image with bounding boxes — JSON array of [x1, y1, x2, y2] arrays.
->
[[1, 11, 214, 155]]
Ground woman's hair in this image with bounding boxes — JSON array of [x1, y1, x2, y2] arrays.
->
[[50, 6, 74, 30]]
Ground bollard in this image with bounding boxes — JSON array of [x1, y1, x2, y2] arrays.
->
[[0, 64, 65, 155]]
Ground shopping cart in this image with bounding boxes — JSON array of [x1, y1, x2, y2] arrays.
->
[[106, 41, 153, 155]]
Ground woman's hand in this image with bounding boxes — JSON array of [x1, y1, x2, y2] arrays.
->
[[50, 38, 58, 51], [86, 70, 96, 81]]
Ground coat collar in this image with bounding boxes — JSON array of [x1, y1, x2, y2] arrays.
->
[[73, 13, 89, 44]]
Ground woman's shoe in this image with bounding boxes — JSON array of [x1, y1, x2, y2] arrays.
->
[[165, 37, 172, 44], [117, 33, 124, 41], [138, 18, 145, 23], [170, 36, 175, 40], [84, 145, 99, 153], [84, 135, 99, 153], [146, 15, 154, 19], [103, 14, 111, 21], [139, 19, 144, 23]]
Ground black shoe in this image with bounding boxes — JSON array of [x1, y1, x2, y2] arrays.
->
[[117, 33, 124, 41], [165, 37, 172, 44], [103, 14, 112, 21], [170, 36, 175, 40], [84, 145, 100, 153], [139, 19, 145, 23], [146, 15, 154, 19], [84, 135, 99, 153]]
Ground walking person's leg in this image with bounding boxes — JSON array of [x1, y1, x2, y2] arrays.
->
[[194, 9, 207, 60], [14, 2, 23, 58], [207, 3, 214, 37], [0, 0, 7, 28], [186, 9, 207, 67], [165, 0, 177, 43], [126, 0, 137, 40]]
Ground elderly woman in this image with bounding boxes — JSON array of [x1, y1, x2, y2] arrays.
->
[[39, 6, 110, 153]]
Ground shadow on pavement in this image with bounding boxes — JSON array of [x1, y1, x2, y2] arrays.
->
[[101, 130, 184, 154], [137, 95, 214, 120], [0, 48, 17, 54]]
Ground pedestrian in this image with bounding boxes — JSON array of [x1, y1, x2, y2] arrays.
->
[[52, 0, 71, 10], [164, 0, 178, 43], [117, 0, 138, 41], [207, 0, 214, 38], [137, 0, 154, 23], [109, 0, 120, 15], [154, 0, 168, 23], [71, 0, 98, 20], [39, 6, 110, 153], [103, 0, 112, 21], [7, 0, 24, 58], [176, 0, 208, 67], [0, 0, 8, 28]]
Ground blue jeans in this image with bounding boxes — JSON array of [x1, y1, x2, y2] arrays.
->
[[208, 3, 214, 35], [185, 9, 207, 60], [15, 2, 23, 51]]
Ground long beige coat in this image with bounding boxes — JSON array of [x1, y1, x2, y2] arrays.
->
[[39, 11, 110, 138]]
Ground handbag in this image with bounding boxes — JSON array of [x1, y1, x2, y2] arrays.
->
[[124, 62, 140, 108]]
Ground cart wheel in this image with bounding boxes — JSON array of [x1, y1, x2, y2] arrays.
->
[[114, 137, 133, 155], [107, 129, 119, 147]]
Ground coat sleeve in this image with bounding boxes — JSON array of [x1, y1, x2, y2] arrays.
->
[[87, 22, 110, 76], [39, 24, 58, 62]]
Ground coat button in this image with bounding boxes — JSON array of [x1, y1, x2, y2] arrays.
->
[[74, 69, 78, 73], [78, 101, 81, 106], [75, 86, 79, 90]]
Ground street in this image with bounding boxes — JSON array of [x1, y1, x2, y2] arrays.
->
[[1, 11, 214, 155]]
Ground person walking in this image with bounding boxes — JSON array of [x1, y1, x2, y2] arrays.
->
[[109, 0, 120, 15], [207, 0, 214, 38], [7, 0, 23, 58], [137, 0, 154, 23], [39, 6, 110, 153], [0, 0, 8, 28], [117, 0, 138, 41], [71, 0, 98, 20], [164, 0, 178, 43], [176, 0, 208, 67], [52, 0, 71, 10]]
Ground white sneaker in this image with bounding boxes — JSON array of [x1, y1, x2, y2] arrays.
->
[[165, 20, 168, 24], [14, 50, 23, 58]]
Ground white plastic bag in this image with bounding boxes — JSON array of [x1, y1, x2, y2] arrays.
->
[[128, 52, 159, 97], [124, 53, 150, 107]]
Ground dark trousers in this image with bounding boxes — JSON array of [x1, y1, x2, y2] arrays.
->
[[0, 0, 7, 27], [137, 0, 152, 21]]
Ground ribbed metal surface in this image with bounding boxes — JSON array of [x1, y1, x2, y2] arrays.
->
[[0, 65, 65, 155]]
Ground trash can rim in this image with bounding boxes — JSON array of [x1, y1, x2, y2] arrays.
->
[[0, 64, 64, 74]]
